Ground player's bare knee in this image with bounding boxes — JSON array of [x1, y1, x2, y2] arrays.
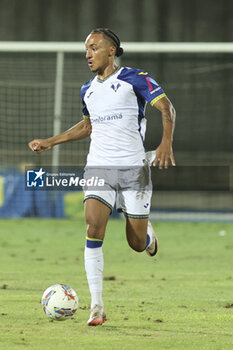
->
[[85, 214, 102, 237], [86, 222, 103, 239]]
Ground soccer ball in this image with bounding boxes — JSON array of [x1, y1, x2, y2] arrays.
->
[[41, 284, 78, 321]]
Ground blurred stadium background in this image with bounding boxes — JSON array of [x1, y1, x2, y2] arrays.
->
[[0, 0, 232, 221]]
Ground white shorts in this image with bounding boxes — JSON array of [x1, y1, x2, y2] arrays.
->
[[83, 166, 152, 219]]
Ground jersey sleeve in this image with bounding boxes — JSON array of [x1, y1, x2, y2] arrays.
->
[[80, 81, 92, 119], [81, 99, 90, 119], [132, 70, 166, 106]]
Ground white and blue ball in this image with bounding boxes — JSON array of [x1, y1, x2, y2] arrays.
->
[[41, 284, 78, 320]]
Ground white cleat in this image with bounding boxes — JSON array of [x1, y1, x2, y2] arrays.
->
[[87, 304, 107, 326], [146, 221, 159, 257]]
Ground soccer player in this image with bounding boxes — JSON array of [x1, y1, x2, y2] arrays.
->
[[28, 28, 176, 326]]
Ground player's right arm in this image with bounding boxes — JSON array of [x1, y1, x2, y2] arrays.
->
[[28, 118, 91, 154]]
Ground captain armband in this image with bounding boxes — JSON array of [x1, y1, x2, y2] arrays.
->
[[150, 93, 166, 106], [83, 115, 90, 119]]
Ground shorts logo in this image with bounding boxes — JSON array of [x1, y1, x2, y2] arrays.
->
[[144, 202, 149, 208], [26, 168, 45, 187], [111, 82, 121, 92]]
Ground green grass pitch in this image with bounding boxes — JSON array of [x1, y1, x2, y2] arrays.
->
[[0, 218, 232, 350]]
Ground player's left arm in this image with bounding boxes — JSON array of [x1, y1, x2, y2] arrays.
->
[[152, 96, 176, 169], [127, 69, 176, 169]]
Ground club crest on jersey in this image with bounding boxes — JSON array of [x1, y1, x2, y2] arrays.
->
[[111, 82, 121, 92], [87, 91, 94, 98]]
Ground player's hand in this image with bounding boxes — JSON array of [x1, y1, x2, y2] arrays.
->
[[28, 139, 52, 154], [153, 138, 176, 169]]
